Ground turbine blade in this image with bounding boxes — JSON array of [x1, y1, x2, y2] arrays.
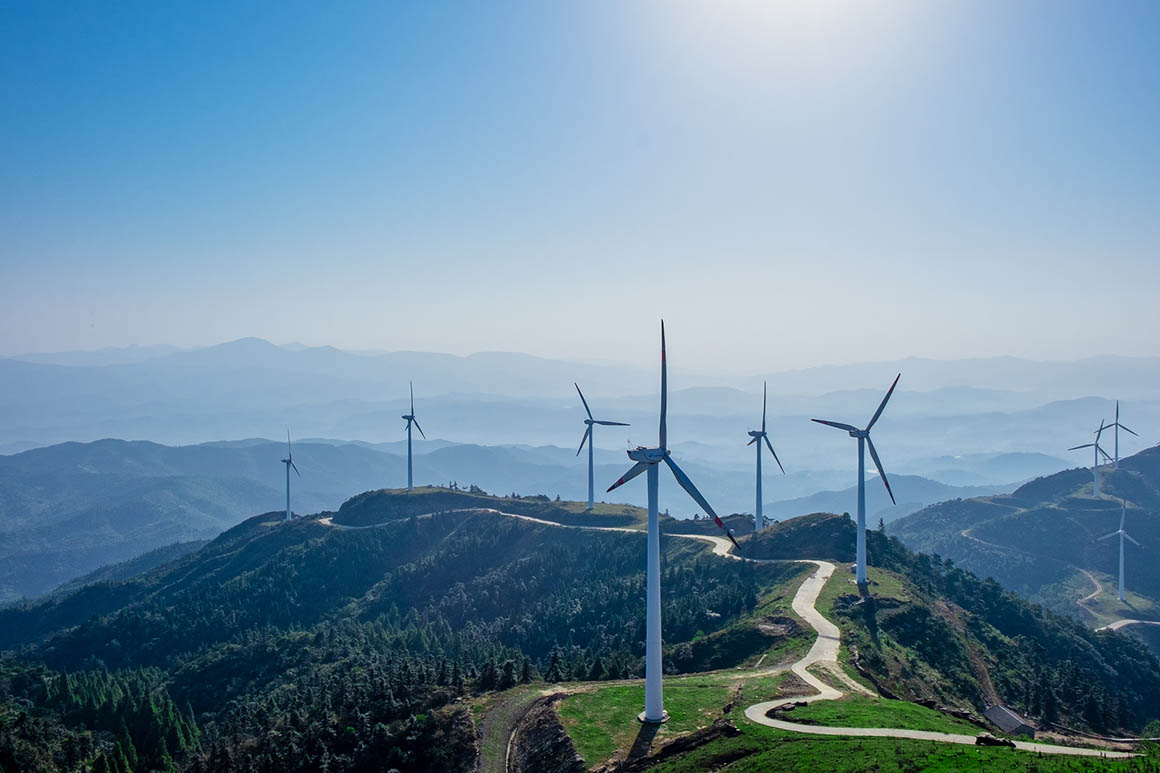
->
[[866, 436, 895, 505], [410, 381, 414, 415], [607, 461, 648, 492], [866, 373, 901, 430], [762, 381, 767, 433], [1120, 505, 1126, 532], [659, 320, 667, 450], [412, 418, 426, 440], [1125, 533, 1141, 547], [576, 425, 592, 456], [1098, 446, 1112, 462], [726, 529, 741, 552], [1069, 444, 1095, 451], [291, 460, 301, 477], [1097, 531, 1118, 541], [812, 419, 859, 432], [1121, 423, 1139, 437], [595, 420, 629, 426], [575, 382, 594, 420], [663, 455, 718, 520], [287, 430, 292, 459], [747, 437, 758, 446], [764, 435, 785, 474]]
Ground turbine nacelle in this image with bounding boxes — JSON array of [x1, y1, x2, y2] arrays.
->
[[747, 430, 764, 439], [628, 446, 666, 463]]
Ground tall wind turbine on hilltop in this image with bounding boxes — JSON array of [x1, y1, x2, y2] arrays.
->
[[281, 431, 300, 522], [812, 374, 900, 586], [574, 383, 629, 511], [606, 321, 739, 724], [401, 382, 425, 491], [1098, 499, 1141, 601], [747, 382, 784, 533], [1103, 401, 1138, 470], [1069, 420, 1112, 497]]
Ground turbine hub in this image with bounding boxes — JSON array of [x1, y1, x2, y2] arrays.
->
[[585, 418, 595, 425]]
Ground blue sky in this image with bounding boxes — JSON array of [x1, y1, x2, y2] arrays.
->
[[2, 1, 1158, 370]]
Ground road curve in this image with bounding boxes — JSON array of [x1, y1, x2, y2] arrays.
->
[[317, 508, 1135, 759], [1097, 619, 1160, 632]]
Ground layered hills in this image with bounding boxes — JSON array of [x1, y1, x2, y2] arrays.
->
[[890, 445, 1160, 629], [0, 438, 998, 602]]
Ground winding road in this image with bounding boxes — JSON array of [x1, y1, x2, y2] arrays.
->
[[317, 508, 1137, 761]]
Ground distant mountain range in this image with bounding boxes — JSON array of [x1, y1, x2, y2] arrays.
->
[[1, 339, 1156, 469], [0, 436, 1027, 602], [764, 474, 1010, 525]]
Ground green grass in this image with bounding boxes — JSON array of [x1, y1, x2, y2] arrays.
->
[[556, 679, 732, 767], [649, 724, 1155, 772], [783, 695, 982, 734]]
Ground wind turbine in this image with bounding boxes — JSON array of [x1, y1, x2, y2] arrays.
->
[[574, 383, 629, 511], [1103, 401, 1138, 470], [606, 321, 738, 724], [1069, 420, 1112, 497], [812, 374, 900, 586], [747, 382, 784, 533], [401, 381, 425, 491], [281, 431, 300, 522], [1098, 499, 1141, 601]]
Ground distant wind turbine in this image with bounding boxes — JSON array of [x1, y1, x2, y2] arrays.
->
[[402, 381, 425, 491], [1069, 420, 1112, 497], [1103, 401, 1138, 470], [747, 382, 784, 533], [574, 383, 629, 511], [812, 374, 900, 586], [607, 321, 738, 724], [1098, 499, 1141, 601], [281, 431, 300, 522]]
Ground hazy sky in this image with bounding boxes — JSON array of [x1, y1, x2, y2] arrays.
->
[[2, 1, 1158, 370]]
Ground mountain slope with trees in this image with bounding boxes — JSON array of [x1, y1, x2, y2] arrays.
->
[[889, 445, 1160, 625], [1, 489, 1158, 771]]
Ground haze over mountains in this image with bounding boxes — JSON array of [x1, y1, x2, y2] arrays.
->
[[2, 338, 1155, 462], [2, 338, 1154, 603]]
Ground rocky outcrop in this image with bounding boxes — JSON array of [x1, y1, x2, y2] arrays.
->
[[508, 694, 585, 773]]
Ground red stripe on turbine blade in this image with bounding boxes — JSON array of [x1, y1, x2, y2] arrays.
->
[[713, 514, 724, 528]]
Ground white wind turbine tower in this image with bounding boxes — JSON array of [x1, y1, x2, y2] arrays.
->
[[1103, 401, 1138, 470], [606, 321, 739, 724], [574, 383, 629, 511], [401, 381, 426, 491], [1069, 420, 1112, 497], [747, 382, 784, 533], [281, 431, 300, 522], [812, 374, 900, 586], [1098, 499, 1141, 601]]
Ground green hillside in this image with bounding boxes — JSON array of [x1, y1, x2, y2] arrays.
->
[[2, 489, 1158, 772], [890, 445, 1160, 628]]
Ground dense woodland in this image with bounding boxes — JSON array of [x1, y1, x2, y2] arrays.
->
[[1, 490, 1158, 770], [0, 495, 782, 771]]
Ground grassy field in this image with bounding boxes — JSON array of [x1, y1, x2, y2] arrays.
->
[[781, 694, 982, 734], [556, 679, 732, 767], [648, 724, 1157, 772]]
